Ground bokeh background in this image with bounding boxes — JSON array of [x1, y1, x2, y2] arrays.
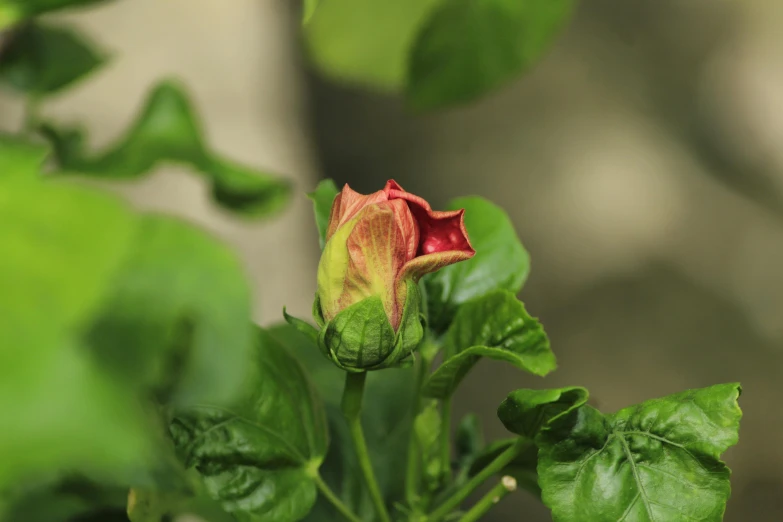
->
[[2, 0, 782, 520]]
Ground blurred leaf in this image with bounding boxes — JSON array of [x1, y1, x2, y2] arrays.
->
[[0, 133, 48, 176], [424, 196, 529, 334], [170, 328, 329, 522], [39, 80, 291, 217], [407, 0, 575, 109], [534, 384, 742, 522], [85, 215, 254, 407], [307, 178, 338, 249], [0, 178, 151, 486], [302, 0, 319, 23], [0, 23, 107, 97], [0, 0, 112, 28], [304, 0, 441, 89], [267, 323, 414, 521], [467, 438, 540, 497], [128, 483, 235, 522], [423, 291, 554, 399], [1, 476, 128, 522]]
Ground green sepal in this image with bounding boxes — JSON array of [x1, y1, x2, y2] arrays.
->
[[283, 307, 320, 346], [312, 293, 326, 328], [314, 279, 424, 371]]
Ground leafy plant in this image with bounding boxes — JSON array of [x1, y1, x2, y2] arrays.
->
[[0, 0, 743, 521]]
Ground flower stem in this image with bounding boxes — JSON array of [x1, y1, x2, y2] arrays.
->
[[341, 372, 391, 522], [427, 439, 525, 522], [456, 476, 517, 522], [313, 474, 363, 522]]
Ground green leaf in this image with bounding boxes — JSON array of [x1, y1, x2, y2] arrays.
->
[[414, 401, 443, 492], [407, 0, 575, 110], [170, 328, 329, 522], [497, 387, 588, 439], [536, 384, 742, 522], [39, 80, 291, 218], [267, 323, 414, 521], [455, 413, 483, 470], [85, 215, 254, 407], [468, 438, 540, 497], [0, 133, 48, 177], [424, 196, 530, 334], [0, 178, 152, 485], [0, 0, 111, 28], [307, 178, 339, 249], [423, 291, 554, 399], [304, 0, 442, 89], [0, 23, 107, 97]]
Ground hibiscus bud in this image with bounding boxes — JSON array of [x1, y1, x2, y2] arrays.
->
[[312, 180, 475, 371]]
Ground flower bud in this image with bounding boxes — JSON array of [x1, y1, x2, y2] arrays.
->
[[311, 180, 475, 371]]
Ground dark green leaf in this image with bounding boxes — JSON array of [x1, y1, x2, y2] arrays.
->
[[455, 413, 483, 469], [424, 197, 530, 334], [304, 0, 441, 89], [40, 80, 291, 217], [0, 133, 48, 176], [537, 384, 742, 522], [170, 328, 329, 522], [267, 323, 414, 521], [497, 387, 588, 439], [0, 178, 151, 485], [423, 291, 554, 399], [308, 178, 339, 249], [407, 0, 575, 110], [85, 215, 254, 407], [0, 23, 107, 96], [1, 476, 128, 522], [468, 438, 540, 497], [0, 0, 112, 28]]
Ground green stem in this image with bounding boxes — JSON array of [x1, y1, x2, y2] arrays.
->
[[439, 395, 452, 483], [313, 474, 362, 522], [428, 439, 525, 522], [457, 476, 517, 522], [341, 372, 391, 522]]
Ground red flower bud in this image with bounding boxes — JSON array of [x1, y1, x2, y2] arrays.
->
[[317, 180, 475, 331]]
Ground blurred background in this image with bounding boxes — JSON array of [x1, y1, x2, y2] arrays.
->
[[2, 0, 782, 520]]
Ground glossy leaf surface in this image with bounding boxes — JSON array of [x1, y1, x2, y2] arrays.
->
[[529, 384, 742, 522], [171, 329, 329, 522], [423, 291, 554, 399]]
